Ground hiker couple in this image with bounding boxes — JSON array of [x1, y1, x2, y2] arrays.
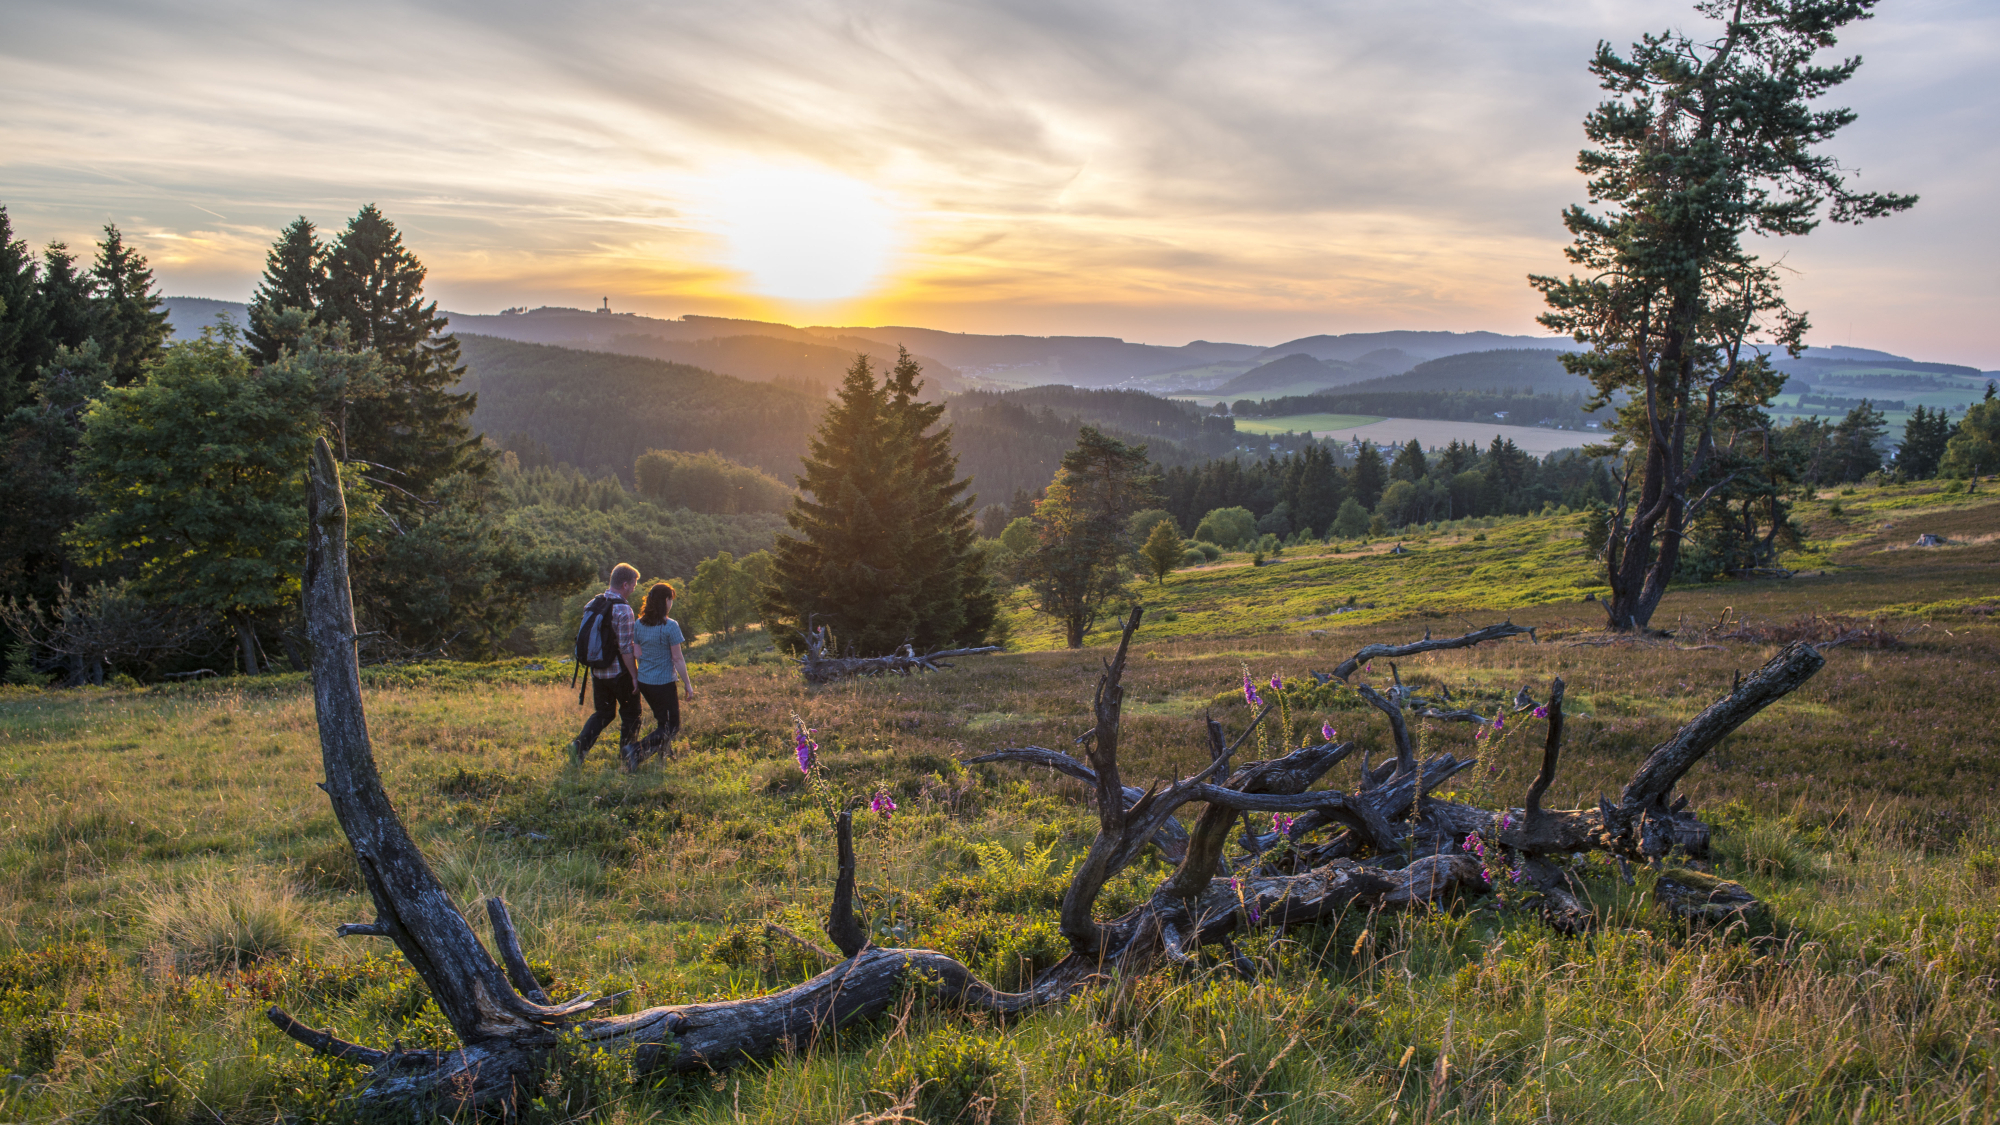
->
[[568, 563, 694, 772]]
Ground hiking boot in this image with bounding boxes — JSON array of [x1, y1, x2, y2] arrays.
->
[[567, 739, 585, 766]]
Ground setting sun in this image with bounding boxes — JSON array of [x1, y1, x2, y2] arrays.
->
[[700, 165, 902, 301]]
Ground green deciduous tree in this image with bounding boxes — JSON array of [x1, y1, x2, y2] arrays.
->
[[1193, 506, 1255, 548], [1140, 517, 1183, 586], [1940, 384, 2000, 481], [69, 326, 317, 675], [1024, 427, 1159, 648], [1531, 0, 1914, 631]]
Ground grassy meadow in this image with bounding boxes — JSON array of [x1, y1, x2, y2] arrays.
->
[[1, 480, 1997, 1123]]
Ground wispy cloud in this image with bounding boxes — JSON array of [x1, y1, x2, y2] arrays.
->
[[2, 0, 1992, 363]]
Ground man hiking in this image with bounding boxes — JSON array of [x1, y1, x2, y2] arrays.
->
[[568, 563, 642, 765]]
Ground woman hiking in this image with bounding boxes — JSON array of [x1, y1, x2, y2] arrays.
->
[[622, 581, 694, 772]]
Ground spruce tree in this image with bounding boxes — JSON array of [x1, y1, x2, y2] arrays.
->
[[884, 347, 996, 650], [87, 225, 170, 386], [37, 243, 95, 356], [319, 205, 481, 499], [1350, 442, 1386, 510], [244, 217, 327, 364], [1897, 405, 1952, 479], [0, 207, 49, 415], [761, 355, 917, 654]]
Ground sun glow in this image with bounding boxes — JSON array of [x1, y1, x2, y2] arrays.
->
[[700, 165, 902, 301]]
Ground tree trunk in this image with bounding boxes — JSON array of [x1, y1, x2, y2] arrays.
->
[[236, 614, 261, 676]]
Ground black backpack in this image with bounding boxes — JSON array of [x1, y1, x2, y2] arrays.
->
[[571, 592, 626, 699]]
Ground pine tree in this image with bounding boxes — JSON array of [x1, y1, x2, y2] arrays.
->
[[86, 225, 170, 387], [244, 217, 327, 364], [1025, 427, 1159, 648], [761, 355, 917, 655], [318, 206, 482, 500], [1530, 0, 1914, 631]]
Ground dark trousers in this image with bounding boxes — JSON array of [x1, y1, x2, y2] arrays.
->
[[637, 680, 681, 738], [576, 672, 640, 759]]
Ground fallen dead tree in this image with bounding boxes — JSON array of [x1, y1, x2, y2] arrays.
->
[[270, 437, 1825, 1113], [797, 623, 1002, 685]]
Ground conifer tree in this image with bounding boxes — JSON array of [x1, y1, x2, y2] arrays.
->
[[761, 355, 916, 654], [36, 243, 95, 356], [884, 347, 995, 650], [1350, 442, 1386, 510], [0, 207, 48, 414], [1896, 405, 1952, 480], [1531, 0, 1915, 630], [244, 217, 327, 364], [318, 205, 482, 500], [86, 224, 170, 386]]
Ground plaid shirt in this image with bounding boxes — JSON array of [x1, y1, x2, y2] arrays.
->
[[591, 591, 639, 679]]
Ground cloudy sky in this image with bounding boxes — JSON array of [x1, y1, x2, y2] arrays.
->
[[4, 0, 1994, 363]]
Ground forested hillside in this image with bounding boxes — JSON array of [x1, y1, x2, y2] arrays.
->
[[945, 386, 1305, 509], [457, 334, 825, 482]]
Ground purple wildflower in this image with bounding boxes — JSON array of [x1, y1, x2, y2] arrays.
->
[[870, 789, 897, 818], [1321, 720, 1337, 742], [1243, 673, 1263, 707], [1511, 867, 1531, 885], [1463, 833, 1485, 859], [1533, 705, 1548, 719], [1473, 726, 1486, 740], [793, 722, 816, 774], [1492, 713, 1505, 732], [1275, 814, 1295, 836], [1270, 672, 1284, 692], [1499, 812, 1514, 832]]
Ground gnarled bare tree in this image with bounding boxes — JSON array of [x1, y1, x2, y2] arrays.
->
[[271, 436, 1823, 1113]]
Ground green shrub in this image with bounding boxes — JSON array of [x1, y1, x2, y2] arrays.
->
[[876, 1027, 1021, 1124]]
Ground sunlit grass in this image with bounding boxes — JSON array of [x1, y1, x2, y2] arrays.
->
[[0, 480, 1994, 1121]]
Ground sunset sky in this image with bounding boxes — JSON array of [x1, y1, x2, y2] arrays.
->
[[5, 0, 1994, 365]]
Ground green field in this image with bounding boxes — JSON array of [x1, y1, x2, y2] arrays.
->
[[2, 482, 1997, 1122], [1227, 412, 1384, 435]]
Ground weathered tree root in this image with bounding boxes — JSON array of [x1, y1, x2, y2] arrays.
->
[[270, 454, 1823, 1113], [797, 625, 1001, 685]]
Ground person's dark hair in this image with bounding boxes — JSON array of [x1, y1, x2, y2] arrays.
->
[[640, 582, 675, 626]]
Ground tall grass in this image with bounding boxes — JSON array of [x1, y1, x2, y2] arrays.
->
[[0, 482, 1993, 1122]]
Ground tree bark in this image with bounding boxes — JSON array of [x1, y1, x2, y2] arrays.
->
[[236, 613, 261, 677]]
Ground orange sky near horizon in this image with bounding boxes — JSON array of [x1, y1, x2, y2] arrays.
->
[[4, 0, 1994, 363]]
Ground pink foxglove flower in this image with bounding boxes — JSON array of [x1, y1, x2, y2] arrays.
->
[[870, 790, 897, 818], [1321, 721, 1337, 742], [794, 722, 817, 774], [1243, 673, 1263, 706], [1275, 814, 1295, 836], [1533, 705, 1549, 719], [1270, 672, 1284, 692]]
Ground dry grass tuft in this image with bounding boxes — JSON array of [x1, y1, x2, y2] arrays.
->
[[139, 868, 316, 971]]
